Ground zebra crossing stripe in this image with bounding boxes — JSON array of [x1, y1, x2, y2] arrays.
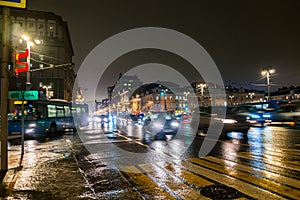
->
[[237, 152, 300, 172], [181, 160, 285, 200], [120, 165, 176, 199], [139, 163, 211, 200], [189, 158, 300, 199], [162, 162, 214, 188], [204, 156, 300, 189]]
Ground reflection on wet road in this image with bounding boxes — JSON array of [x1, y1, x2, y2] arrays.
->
[[75, 123, 300, 199]]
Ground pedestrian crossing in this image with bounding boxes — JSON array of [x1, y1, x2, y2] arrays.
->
[[78, 126, 300, 199], [119, 153, 300, 200]]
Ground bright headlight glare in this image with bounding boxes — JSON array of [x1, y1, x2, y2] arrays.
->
[[28, 123, 36, 128], [250, 114, 260, 119], [222, 119, 237, 124], [171, 121, 179, 127]]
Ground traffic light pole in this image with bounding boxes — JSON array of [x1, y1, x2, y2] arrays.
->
[[1, 7, 10, 172]]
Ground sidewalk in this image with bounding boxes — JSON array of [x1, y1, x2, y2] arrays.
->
[[0, 136, 89, 199]]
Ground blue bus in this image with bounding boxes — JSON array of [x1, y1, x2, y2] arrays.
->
[[8, 99, 89, 138]]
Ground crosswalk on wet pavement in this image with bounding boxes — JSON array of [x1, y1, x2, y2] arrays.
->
[[1, 125, 300, 199], [76, 126, 300, 200]]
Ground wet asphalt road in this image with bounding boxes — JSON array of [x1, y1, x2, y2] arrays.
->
[[3, 120, 300, 199], [73, 120, 300, 199]]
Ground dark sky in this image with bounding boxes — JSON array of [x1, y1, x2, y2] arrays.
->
[[27, 0, 300, 98]]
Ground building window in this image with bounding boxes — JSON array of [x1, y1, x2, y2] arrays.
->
[[38, 23, 44, 29]]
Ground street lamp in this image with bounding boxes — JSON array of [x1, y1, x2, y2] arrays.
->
[[20, 34, 41, 90], [248, 92, 255, 102], [228, 95, 234, 105], [261, 67, 275, 100], [184, 91, 190, 113], [39, 82, 52, 99], [197, 83, 206, 106], [160, 89, 168, 111]]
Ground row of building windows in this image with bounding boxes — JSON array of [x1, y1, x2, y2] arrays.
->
[[153, 95, 187, 101], [15, 18, 60, 38]]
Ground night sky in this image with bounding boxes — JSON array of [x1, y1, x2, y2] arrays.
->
[[27, 0, 300, 99]]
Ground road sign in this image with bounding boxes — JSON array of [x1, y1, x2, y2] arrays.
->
[[8, 91, 22, 100], [8, 90, 38, 100], [24, 90, 38, 100], [0, 0, 26, 8]]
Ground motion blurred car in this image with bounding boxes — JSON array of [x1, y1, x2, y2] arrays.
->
[[90, 114, 110, 125], [198, 106, 252, 137], [130, 113, 144, 125], [227, 105, 272, 125], [269, 103, 300, 125], [144, 111, 180, 140]]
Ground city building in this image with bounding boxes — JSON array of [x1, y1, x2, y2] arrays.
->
[[0, 8, 75, 102]]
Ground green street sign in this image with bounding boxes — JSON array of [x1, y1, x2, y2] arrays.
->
[[8, 90, 38, 100], [24, 90, 38, 100], [8, 91, 22, 100]]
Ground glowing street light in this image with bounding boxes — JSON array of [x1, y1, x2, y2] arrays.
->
[[20, 34, 41, 90], [261, 67, 275, 100], [160, 89, 168, 111], [248, 92, 255, 102]]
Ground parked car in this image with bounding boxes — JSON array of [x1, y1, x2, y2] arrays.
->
[[269, 103, 300, 125], [144, 111, 180, 140]]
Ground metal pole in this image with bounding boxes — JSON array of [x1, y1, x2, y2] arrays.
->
[[21, 91, 25, 158], [26, 42, 31, 90], [267, 72, 270, 100], [1, 7, 10, 172]]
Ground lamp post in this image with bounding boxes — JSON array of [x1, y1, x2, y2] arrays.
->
[[197, 83, 206, 106], [248, 93, 255, 102], [39, 82, 52, 99], [261, 67, 275, 100], [20, 34, 41, 90], [184, 91, 190, 113], [228, 95, 234, 105], [161, 89, 168, 111]]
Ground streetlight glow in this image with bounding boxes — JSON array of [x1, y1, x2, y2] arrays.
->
[[19, 34, 41, 89], [21, 34, 30, 41], [261, 66, 276, 100]]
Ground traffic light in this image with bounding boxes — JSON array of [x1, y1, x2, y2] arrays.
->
[[15, 48, 29, 76]]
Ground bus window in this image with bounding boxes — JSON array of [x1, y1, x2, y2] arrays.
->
[[47, 105, 56, 117], [64, 106, 71, 117], [56, 106, 64, 117]]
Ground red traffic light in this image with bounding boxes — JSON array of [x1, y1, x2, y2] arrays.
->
[[15, 48, 29, 75]]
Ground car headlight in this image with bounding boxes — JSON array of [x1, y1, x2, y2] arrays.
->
[[250, 114, 260, 119], [171, 121, 179, 127], [222, 119, 237, 124], [28, 123, 37, 128], [263, 114, 271, 118]]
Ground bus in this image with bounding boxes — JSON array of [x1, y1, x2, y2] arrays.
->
[[8, 99, 89, 138]]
